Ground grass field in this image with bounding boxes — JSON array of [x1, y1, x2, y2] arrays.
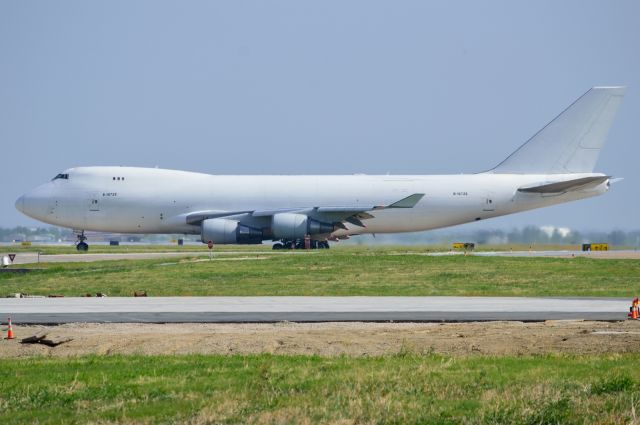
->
[[1, 246, 639, 297], [3, 246, 639, 424], [0, 353, 638, 424]]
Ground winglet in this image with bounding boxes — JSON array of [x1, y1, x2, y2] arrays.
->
[[386, 193, 425, 209]]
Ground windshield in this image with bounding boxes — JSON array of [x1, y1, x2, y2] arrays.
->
[[52, 173, 69, 181]]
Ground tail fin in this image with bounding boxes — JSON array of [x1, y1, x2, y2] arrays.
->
[[490, 86, 626, 174]]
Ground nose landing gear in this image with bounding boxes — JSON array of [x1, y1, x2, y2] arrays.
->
[[75, 231, 89, 251]]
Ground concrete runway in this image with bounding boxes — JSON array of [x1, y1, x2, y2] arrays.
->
[[0, 296, 630, 323]]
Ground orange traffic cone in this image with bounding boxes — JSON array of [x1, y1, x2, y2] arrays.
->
[[5, 317, 15, 340], [629, 297, 639, 320]]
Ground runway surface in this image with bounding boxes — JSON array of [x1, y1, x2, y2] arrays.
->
[[0, 296, 630, 323]]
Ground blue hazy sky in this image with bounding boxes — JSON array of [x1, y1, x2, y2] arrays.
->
[[1, 1, 638, 230]]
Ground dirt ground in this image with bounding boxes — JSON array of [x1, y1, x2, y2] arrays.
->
[[1, 320, 640, 357]]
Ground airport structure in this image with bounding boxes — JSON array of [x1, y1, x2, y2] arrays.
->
[[15, 87, 625, 251]]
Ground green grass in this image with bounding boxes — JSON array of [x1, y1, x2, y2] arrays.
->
[[1, 247, 639, 297], [0, 354, 638, 424]]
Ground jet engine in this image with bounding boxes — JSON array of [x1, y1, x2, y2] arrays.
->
[[201, 218, 263, 244], [271, 213, 334, 239]]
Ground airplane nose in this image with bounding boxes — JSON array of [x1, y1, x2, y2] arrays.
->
[[15, 189, 47, 220], [15, 195, 25, 214]]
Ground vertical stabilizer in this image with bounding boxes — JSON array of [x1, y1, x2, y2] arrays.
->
[[490, 86, 625, 174]]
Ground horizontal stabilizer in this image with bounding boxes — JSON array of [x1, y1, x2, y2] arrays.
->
[[518, 176, 610, 194]]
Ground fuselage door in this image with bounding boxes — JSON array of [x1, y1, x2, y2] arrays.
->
[[483, 192, 495, 212], [87, 193, 100, 212], [83, 192, 104, 229]]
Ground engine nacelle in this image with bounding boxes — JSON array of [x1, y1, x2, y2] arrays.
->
[[271, 213, 334, 239], [201, 218, 263, 244]]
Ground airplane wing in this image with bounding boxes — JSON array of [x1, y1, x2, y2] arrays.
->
[[517, 176, 610, 194], [186, 193, 425, 228]]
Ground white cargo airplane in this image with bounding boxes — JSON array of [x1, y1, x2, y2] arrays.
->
[[16, 87, 625, 251]]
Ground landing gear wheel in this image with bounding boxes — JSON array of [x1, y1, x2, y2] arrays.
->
[[272, 243, 284, 250], [318, 241, 330, 249], [75, 231, 88, 251]]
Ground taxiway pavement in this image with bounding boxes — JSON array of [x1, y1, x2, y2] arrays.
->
[[0, 296, 629, 323]]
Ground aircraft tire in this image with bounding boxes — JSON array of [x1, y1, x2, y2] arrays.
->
[[76, 242, 89, 252]]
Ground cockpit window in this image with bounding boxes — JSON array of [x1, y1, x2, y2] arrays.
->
[[52, 173, 69, 181]]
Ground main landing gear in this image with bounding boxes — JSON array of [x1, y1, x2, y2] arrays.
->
[[75, 231, 89, 251], [272, 239, 330, 250]]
